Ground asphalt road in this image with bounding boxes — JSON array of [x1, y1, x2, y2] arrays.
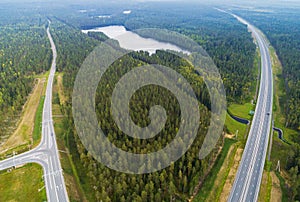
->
[[0, 11, 273, 202], [0, 21, 68, 202], [225, 13, 274, 202]]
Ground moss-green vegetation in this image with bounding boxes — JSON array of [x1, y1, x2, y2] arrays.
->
[[0, 163, 46, 202], [209, 142, 239, 201]]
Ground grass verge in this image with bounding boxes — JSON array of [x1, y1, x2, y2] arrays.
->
[[258, 162, 272, 202], [194, 138, 236, 201], [275, 171, 290, 201], [228, 103, 254, 120], [206, 141, 239, 201], [52, 74, 89, 202], [225, 113, 247, 139], [33, 96, 45, 144]]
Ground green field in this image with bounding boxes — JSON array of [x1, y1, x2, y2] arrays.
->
[[225, 113, 247, 139], [0, 163, 46, 201], [228, 103, 254, 120]]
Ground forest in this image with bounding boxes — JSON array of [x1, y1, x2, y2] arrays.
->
[[47, 4, 258, 201], [1, 1, 298, 201], [0, 5, 51, 142], [58, 3, 257, 104]]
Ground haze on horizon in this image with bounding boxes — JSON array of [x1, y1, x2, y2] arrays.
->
[[1, 0, 299, 8]]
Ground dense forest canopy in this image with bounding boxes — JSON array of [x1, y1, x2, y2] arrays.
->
[[54, 3, 257, 104], [47, 4, 258, 201]]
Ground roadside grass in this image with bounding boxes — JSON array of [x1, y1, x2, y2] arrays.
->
[[267, 44, 298, 199], [52, 74, 89, 202], [228, 103, 254, 120], [225, 113, 247, 139], [205, 141, 239, 201], [219, 147, 244, 201], [269, 46, 298, 142], [34, 71, 49, 95], [270, 134, 290, 171], [270, 171, 282, 202], [0, 163, 46, 201], [258, 162, 272, 202], [252, 48, 261, 101], [32, 96, 45, 145], [194, 138, 236, 201], [269, 46, 298, 167], [0, 93, 43, 159], [57, 73, 68, 104], [275, 171, 290, 201], [0, 74, 46, 154]]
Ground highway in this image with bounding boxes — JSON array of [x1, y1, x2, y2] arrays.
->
[[224, 13, 274, 202], [0, 21, 68, 202]]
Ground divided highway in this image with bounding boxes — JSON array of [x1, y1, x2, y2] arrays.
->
[[225, 13, 274, 202], [0, 10, 273, 202], [0, 21, 68, 202]]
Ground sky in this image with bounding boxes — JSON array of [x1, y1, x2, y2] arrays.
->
[[1, 0, 299, 8]]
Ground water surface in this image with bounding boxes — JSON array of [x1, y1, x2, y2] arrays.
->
[[82, 25, 189, 54]]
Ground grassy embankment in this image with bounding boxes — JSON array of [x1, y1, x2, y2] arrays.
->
[[52, 73, 90, 202], [194, 138, 237, 201]]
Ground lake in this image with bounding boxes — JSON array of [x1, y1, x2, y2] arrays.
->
[[82, 25, 189, 55]]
